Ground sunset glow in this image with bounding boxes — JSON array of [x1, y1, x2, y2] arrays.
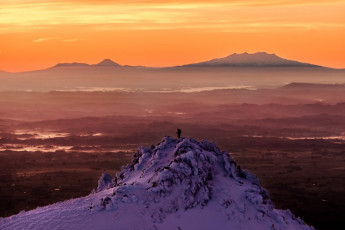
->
[[1, 0, 344, 72]]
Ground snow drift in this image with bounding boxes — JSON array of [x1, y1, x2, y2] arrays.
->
[[0, 137, 314, 230]]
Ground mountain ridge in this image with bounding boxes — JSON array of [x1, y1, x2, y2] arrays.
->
[[181, 52, 322, 68], [1, 52, 343, 73], [281, 82, 345, 89], [43, 52, 329, 71], [54, 59, 122, 68]]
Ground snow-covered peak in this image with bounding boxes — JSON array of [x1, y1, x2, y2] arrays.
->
[[0, 137, 315, 230], [114, 137, 266, 210]]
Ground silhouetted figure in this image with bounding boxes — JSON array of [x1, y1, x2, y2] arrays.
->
[[177, 129, 182, 138]]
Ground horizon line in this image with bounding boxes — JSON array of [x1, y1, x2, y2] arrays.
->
[[1, 51, 344, 73]]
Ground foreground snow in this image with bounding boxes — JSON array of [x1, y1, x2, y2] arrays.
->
[[0, 137, 314, 230]]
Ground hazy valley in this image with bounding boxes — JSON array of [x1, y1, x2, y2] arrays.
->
[[1, 53, 345, 229]]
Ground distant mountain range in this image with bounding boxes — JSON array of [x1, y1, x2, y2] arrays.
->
[[281, 82, 345, 89], [54, 59, 121, 68], [181, 52, 321, 67], [50, 52, 325, 70]]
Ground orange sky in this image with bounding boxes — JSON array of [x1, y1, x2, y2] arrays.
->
[[0, 0, 344, 72]]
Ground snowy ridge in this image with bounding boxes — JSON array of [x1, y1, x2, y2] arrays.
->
[[0, 137, 314, 230]]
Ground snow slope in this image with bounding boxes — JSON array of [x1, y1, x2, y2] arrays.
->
[[0, 137, 315, 230]]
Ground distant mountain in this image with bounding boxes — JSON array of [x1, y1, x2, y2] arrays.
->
[[95, 59, 121, 67], [182, 52, 322, 68], [281, 83, 345, 89], [53, 59, 121, 68], [1, 137, 315, 230], [48, 53, 327, 70], [54, 62, 90, 67]]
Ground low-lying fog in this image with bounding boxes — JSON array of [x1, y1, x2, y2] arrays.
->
[[1, 66, 344, 91]]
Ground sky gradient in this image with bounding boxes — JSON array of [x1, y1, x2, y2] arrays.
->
[[0, 0, 344, 72]]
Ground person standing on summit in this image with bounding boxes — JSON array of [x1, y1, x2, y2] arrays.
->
[[177, 129, 182, 138]]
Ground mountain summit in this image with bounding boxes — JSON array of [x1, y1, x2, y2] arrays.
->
[[183, 52, 319, 67], [0, 137, 314, 230], [95, 59, 121, 67]]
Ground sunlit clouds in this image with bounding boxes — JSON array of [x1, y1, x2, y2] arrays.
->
[[32, 37, 80, 43], [1, 1, 344, 32]]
